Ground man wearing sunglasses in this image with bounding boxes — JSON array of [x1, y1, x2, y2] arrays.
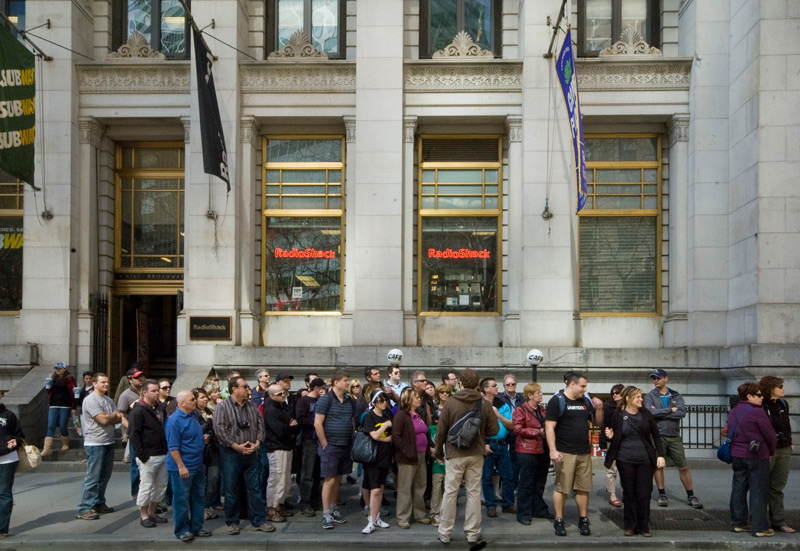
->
[[644, 369, 703, 510], [263, 384, 300, 523]]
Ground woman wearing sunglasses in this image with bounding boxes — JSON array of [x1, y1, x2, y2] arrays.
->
[[361, 390, 393, 534], [758, 376, 795, 533]]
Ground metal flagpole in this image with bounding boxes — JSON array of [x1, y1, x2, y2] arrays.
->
[[544, 0, 568, 59], [175, 0, 216, 59], [0, 12, 52, 60]]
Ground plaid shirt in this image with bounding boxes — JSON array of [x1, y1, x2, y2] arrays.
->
[[212, 396, 265, 449]]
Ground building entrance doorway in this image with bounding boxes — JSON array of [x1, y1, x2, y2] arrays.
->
[[109, 293, 178, 388]]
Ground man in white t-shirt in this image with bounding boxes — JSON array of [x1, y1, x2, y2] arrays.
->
[[76, 373, 123, 520]]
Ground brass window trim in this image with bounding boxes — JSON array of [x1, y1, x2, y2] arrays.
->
[[579, 133, 662, 316]]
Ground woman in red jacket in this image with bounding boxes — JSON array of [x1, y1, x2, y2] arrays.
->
[[512, 382, 552, 525]]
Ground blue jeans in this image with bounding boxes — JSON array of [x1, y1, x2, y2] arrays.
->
[[730, 456, 770, 533], [46, 407, 71, 438], [219, 445, 265, 526], [0, 461, 18, 534], [77, 444, 115, 514], [481, 439, 516, 509], [258, 443, 269, 499], [170, 469, 206, 537], [129, 440, 140, 497]]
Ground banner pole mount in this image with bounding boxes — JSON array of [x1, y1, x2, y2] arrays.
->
[[544, 0, 568, 59], [0, 12, 53, 60]]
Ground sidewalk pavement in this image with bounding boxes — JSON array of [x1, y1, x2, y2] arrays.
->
[[2, 461, 798, 550]]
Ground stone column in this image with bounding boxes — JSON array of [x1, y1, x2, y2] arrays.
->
[[238, 116, 261, 346], [402, 116, 417, 346], [504, 116, 522, 347], [341, 116, 356, 346], [75, 117, 105, 372], [665, 114, 689, 347]]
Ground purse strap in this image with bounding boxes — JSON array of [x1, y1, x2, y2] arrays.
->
[[728, 406, 752, 440]]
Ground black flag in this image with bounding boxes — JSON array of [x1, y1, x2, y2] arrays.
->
[[192, 28, 230, 191]]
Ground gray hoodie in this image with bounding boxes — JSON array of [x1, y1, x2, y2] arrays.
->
[[643, 387, 686, 437]]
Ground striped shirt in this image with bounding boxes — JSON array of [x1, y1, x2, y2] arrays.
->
[[316, 391, 355, 447], [212, 396, 265, 449]]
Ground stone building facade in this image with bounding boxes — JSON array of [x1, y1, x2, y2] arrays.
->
[[0, 0, 797, 446]]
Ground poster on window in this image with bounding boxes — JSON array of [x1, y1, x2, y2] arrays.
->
[[0, 218, 22, 310]]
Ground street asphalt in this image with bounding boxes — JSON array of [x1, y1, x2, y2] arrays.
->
[[2, 459, 798, 550]]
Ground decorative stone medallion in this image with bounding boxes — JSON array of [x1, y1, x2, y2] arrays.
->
[[108, 31, 166, 59]]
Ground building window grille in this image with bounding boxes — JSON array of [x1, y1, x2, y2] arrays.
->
[[578, 0, 660, 57], [579, 135, 661, 314], [263, 137, 344, 313], [116, 144, 185, 270], [113, 0, 189, 58], [0, 171, 23, 311], [266, 0, 345, 58], [418, 136, 501, 314], [420, 0, 502, 58]]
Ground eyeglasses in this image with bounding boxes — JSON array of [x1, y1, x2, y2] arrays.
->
[[352, 384, 361, 388], [504, 382, 516, 386], [414, 379, 427, 384], [777, 385, 784, 389], [488, 383, 498, 388], [272, 391, 287, 396], [439, 391, 451, 396], [160, 386, 171, 390], [755, 393, 763, 397], [281, 379, 292, 383]]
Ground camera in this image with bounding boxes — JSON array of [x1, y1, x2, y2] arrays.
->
[[237, 420, 251, 430], [748, 440, 761, 453]]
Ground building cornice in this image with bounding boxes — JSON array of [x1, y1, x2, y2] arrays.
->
[[576, 58, 692, 91], [76, 62, 190, 94], [404, 60, 523, 93], [240, 62, 356, 93]]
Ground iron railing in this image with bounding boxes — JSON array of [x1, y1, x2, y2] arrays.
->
[[682, 404, 730, 449]]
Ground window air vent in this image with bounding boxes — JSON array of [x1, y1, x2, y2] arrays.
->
[[421, 138, 499, 162]]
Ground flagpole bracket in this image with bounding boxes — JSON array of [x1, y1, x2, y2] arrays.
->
[[542, 205, 553, 220], [41, 209, 54, 221]]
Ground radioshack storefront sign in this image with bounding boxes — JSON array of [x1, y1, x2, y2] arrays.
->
[[427, 248, 490, 259], [274, 248, 336, 259], [189, 316, 232, 340]]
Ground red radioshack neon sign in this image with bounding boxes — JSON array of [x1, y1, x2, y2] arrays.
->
[[274, 248, 336, 259], [427, 248, 490, 259]]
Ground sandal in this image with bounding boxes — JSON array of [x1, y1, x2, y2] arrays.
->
[[778, 526, 796, 533], [609, 498, 622, 508]]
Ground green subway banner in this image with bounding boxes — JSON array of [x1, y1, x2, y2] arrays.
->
[[0, 24, 35, 186]]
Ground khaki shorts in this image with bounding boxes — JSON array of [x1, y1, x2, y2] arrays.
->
[[553, 452, 593, 493], [661, 435, 688, 468]]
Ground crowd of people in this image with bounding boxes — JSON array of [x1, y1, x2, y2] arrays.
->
[[0, 364, 794, 543]]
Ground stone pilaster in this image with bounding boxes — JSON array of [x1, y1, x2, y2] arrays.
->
[[504, 115, 523, 347], [665, 113, 690, 346], [403, 116, 418, 346]]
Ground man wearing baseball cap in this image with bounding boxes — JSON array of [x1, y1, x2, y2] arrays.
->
[[643, 369, 703, 509]]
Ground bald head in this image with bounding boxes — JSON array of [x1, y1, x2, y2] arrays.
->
[[269, 383, 287, 403], [176, 390, 196, 413]]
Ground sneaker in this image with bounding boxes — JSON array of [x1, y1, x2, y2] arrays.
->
[[502, 505, 517, 514], [487, 507, 497, 518], [579, 517, 591, 536], [398, 521, 410, 529], [430, 514, 440, 527], [331, 510, 347, 524], [140, 517, 157, 528], [204, 508, 218, 520], [194, 529, 213, 537], [362, 521, 376, 534], [94, 504, 115, 514], [253, 522, 276, 533], [374, 515, 390, 529], [322, 516, 334, 530], [687, 496, 703, 509], [657, 495, 668, 507], [755, 529, 775, 537], [554, 517, 567, 536], [76, 510, 99, 520], [731, 525, 751, 533], [150, 514, 168, 524], [179, 531, 194, 543], [227, 524, 240, 536], [301, 506, 315, 517]]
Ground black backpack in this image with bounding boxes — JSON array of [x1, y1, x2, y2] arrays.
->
[[447, 398, 483, 450]]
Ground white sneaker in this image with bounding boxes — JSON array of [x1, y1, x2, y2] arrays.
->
[[362, 521, 376, 534], [374, 514, 390, 529]]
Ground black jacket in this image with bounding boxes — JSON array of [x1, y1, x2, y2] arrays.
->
[[763, 398, 793, 448], [0, 404, 24, 459], [263, 397, 299, 452], [604, 407, 664, 469], [129, 400, 168, 462]]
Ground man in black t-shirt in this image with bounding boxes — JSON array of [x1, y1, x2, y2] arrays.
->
[[545, 372, 603, 537]]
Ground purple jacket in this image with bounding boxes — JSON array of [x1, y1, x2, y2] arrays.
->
[[726, 401, 777, 460]]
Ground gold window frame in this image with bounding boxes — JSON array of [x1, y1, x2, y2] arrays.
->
[[417, 135, 503, 316], [0, 174, 23, 314], [114, 142, 185, 292], [261, 135, 346, 315], [579, 133, 662, 316]]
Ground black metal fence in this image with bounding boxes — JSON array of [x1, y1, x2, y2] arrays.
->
[[682, 404, 730, 449]]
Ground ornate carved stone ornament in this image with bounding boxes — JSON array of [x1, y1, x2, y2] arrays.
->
[[599, 27, 662, 58], [576, 61, 691, 91], [432, 31, 493, 59], [77, 64, 190, 93], [405, 62, 522, 92], [108, 31, 166, 59], [268, 31, 328, 60], [240, 63, 355, 93]]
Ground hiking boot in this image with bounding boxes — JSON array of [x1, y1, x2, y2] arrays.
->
[[487, 507, 497, 518], [687, 496, 703, 509], [398, 521, 410, 528], [179, 531, 194, 543], [253, 522, 276, 533], [657, 495, 668, 507], [301, 506, 315, 517], [204, 508, 218, 520], [731, 525, 751, 533], [554, 517, 567, 536], [227, 524, 240, 536], [579, 517, 591, 536], [94, 504, 115, 514], [755, 529, 775, 537], [502, 505, 517, 514], [76, 510, 99, 520]]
